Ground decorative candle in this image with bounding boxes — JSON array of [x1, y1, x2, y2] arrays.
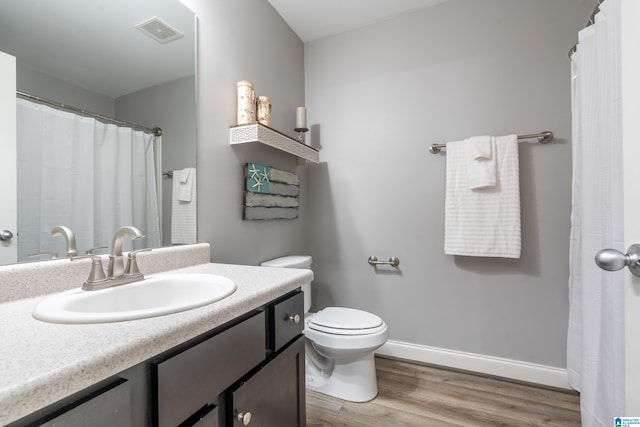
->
[[236, 80, 256, 125], [295, 106, 307, 130], [256, 96, 272, 127]]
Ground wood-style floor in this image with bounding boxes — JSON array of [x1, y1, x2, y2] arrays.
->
[[306, 357, 581, 427]]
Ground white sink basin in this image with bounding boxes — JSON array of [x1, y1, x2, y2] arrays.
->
[[32, 273, 237, 324]]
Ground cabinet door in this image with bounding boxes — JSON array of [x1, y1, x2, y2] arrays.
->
[[230, 336, 306, 427], [38, 379, 131, 427], [154, 312, 265, 427]]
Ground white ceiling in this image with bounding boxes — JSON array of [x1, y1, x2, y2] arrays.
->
[[267, 0, 449, 42], [0, 0, 195, 99], [0, 1, 447, 99]]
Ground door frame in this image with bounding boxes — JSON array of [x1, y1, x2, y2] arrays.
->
[[0, 51, 17, 265]]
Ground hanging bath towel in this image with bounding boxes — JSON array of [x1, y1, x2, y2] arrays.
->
[[444, 135, 521, 258], [171, 167, 197, 244]]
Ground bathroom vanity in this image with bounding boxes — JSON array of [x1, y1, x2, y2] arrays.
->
[[0, 249, 311, 427]]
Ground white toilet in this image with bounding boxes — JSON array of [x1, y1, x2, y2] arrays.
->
[[260, 255, 388, 402]]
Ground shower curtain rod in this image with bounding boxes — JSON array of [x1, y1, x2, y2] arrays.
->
[[16, 91, 163, 137], [568, 0, 605, 58], [428, 131, 554, 154]]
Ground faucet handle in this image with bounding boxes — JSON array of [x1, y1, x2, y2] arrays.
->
[[124, 248, 152, 277], [72, 255, 108, 290]]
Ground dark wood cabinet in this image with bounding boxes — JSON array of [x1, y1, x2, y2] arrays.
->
[[8, 290, 305, 427], [153, 311, 266, 427], [184, 404, 219, 427], [268, 291, 304, 353], [229, 336, 306, 427], [7, 366, 148, 427], [38, 378, 132, 427]]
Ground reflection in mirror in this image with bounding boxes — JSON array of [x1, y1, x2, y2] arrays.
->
[[0, 0, 196, 265]]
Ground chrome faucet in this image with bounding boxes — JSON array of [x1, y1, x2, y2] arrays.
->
[[51, 225, 78, 258], [108, 226, 145, 279], [74, 227, 151, 291]]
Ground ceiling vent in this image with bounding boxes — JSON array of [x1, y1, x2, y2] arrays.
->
[[135, 17, 183, 44]]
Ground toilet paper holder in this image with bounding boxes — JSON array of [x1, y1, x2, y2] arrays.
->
[[368, 256, 400, 267]]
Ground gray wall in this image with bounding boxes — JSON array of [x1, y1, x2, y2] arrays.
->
[[115, 76, 197, 246], [304, 0, 593, 368], [17, 64, 114, 116], [182, 0, 307, 264]]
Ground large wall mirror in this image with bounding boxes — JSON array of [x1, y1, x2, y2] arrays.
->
[[0, 0, 196, 266]]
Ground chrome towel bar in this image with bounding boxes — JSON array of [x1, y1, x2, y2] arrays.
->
[[368, 256, 400, 267], [429, 131, 553, 154]]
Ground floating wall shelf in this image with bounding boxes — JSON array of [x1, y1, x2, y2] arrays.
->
[[230, 123, 319, 164]]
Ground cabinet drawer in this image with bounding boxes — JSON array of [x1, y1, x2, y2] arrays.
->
[[39, 378, 130, 427], [270, 291, 304, 352], [154, 311, 265, 427]]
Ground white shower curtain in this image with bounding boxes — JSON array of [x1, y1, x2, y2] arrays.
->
[[16, 98, 161, 260], [568, 0, 625, 425]]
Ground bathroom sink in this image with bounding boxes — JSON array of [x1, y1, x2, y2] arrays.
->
[[32, 273, 237, 324]]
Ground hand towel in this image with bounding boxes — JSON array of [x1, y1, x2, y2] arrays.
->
[[171, 167, 197, 244], [178, 168, 194, 202], [466, 136, 496, 189], [467, 135, 492, 159], [444, 135, 521, 258]]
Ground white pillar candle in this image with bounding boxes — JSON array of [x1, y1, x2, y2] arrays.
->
[[236, 80, 255, 125], [296, 106, 307, 129]]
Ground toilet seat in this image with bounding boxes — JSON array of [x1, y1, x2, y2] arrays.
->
[[308, 307, 385, 336]]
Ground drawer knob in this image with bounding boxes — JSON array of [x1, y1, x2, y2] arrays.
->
[[288, 314, 301, 324], [237, 411, 252, 425]]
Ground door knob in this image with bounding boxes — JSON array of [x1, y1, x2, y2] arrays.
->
[[0, 230, 13, 241], [595, 244, 640, 277]]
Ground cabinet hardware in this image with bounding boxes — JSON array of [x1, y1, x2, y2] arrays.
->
[[287, 314, 301, 324], [236, 411, 252, 425]]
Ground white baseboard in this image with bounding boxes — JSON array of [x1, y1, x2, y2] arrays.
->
[[376, 340, 572, 390]]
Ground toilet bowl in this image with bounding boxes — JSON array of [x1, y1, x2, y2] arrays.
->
[[260, 256, 388, 402]]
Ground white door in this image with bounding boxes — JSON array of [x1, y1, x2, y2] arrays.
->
[[621, 0, 640, 413], [0, 51, 17, 265]]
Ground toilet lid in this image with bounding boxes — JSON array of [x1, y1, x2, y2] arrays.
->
[[308, 307, 383, 333]]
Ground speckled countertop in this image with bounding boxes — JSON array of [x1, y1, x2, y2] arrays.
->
[[0, 257, 312, 425]]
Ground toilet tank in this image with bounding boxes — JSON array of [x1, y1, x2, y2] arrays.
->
[[261, 255, 312, 312], [260, 255, 312, 269]]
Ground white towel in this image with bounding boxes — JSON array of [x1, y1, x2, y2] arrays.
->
[[444, 135, 521, 258], [178, 168, 194, 202], [466, 136, 496, 189], [171, 167, 197, 244], [467, 135, 492, 159]]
